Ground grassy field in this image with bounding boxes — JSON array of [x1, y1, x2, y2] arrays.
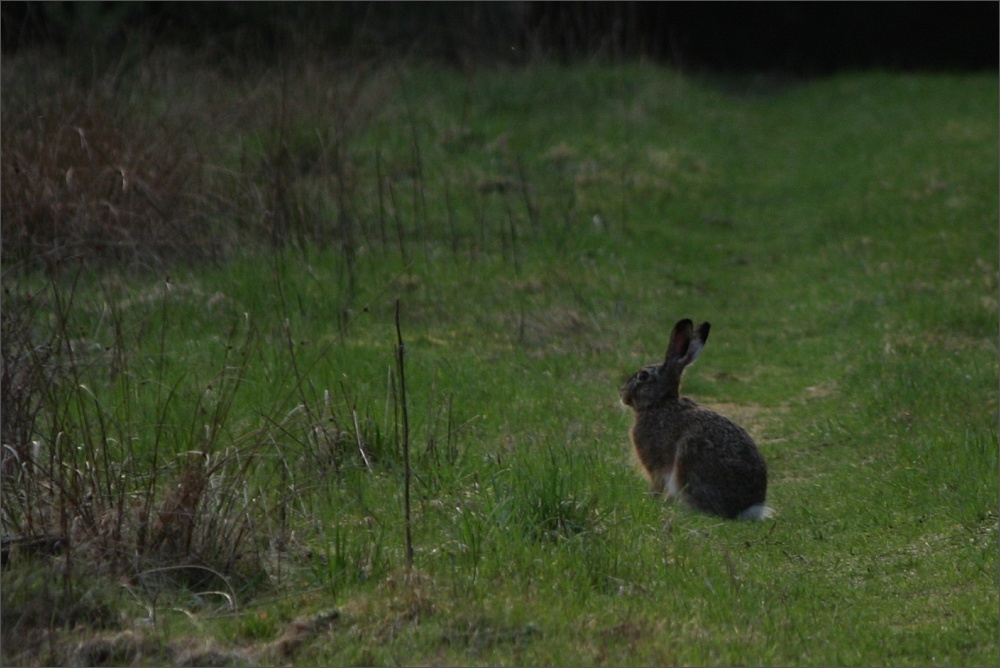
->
[[2, 53, 997, 666]]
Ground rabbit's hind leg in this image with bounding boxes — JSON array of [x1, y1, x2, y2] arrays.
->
[[681, 472, 734, 518]]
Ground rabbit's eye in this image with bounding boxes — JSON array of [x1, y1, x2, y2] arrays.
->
[[637, 370, 650, 382]]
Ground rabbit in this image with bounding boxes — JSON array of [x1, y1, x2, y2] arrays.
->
[[620, 318, 773, 520]]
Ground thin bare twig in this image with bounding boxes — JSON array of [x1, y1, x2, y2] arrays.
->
[[394, 299, 413, 568]]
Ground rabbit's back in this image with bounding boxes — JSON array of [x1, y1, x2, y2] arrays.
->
[[677, 408, 767, 518]]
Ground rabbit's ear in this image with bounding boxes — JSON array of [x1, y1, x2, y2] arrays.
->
[[682, 321, 711, 365], [665, 319, 695, 362], [692, 321, 711, 348], [666, 319, 710, 366]]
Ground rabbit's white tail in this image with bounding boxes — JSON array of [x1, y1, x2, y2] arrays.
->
[[737, 504, 775, 521]]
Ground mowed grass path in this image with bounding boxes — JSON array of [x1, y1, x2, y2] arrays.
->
[[3, 63, 997, 665]]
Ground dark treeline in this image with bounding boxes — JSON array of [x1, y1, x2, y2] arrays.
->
[[2, 1, 997, 74]]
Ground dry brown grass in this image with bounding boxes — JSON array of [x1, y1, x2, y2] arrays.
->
[[1, 78, 212, 271], [1, 48, 396, 274]]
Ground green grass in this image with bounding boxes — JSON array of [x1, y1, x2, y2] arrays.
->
[[2, 57, 997, 666]]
